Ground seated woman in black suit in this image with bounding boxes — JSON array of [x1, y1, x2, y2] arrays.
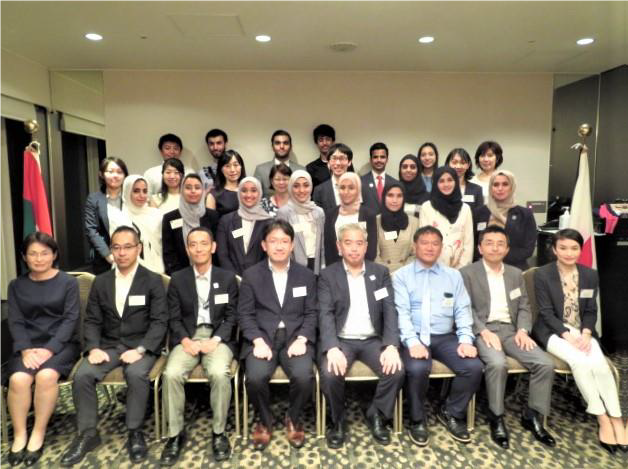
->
[[6, 232, 80, 466], [323, 172, 377, 266], [473, 170, 536, 270], [531, 229, 626, 453], [216, 176, 273, 276], [445, 148, 484, 211], [162, 174, 219, 275]]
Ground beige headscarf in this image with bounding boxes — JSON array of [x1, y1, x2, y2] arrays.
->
[[487, 169, 516, 227], [287, 170, 317, 215], [237, 177, 273, 221], [338, 172, 362, 216]]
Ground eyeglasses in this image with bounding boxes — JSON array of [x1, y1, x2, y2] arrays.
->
[[111, 244, 139, 252], [26, 250, 53, 259], [330, 156, 348, 162]]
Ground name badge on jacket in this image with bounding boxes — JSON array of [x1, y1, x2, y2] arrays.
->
[[384, 231, 398, 241], [477, 222, 487, 231], [509, 288, 521, 300], [358, 221, 367, 230], [580, 289, 594, 298], [293, 286, 307, 297], [170, 218, 183, 229], [214, 293, 229, 305], [128, 295, 146, 306], [232, 228, 244, 238], [442, 297, 454, 307], [462, 194, 475, 203], [404, 203, 417, 214], [374, 287, 388, 301]]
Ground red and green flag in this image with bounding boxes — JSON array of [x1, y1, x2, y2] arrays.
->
[[22, 145, 53, 237]]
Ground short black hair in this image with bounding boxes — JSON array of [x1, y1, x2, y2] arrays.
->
[[369, 142, 389, 158], [313, 124, 335, 143], [158, 133, 183, 151], [445, 148, 475, 181], [327, 143, 353, 162], [216, 150, 246, 191], [22, 231, 59, 266], [413, 225, 443, 243], [271, 129, 292, 145], [417, 142, 439, 171], [263, 219, 295, 241], [111, 225, 140, 245], [99, 156, 129, 193], [160, 158, 184, 199], [205, 128, 228, 144], [478, 225, 510, 246], [187, 226, 214, 244], [268, 163, 293, 190], [474, 141, 504, 168], [553, 228, 584, 248]]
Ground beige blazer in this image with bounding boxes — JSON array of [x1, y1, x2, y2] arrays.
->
[[374, 214, 420, 273]]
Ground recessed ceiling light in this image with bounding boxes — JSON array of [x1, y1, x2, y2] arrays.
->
[[576, 37, 594, 46], [255, 35, 271, 43], [418, 36, 434, 44], [85, 33, 103, 41]]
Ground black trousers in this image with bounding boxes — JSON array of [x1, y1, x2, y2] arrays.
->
[[402, 333, 483, 422], [244, 329, 314, 428], [72, 346, 157, 432], [320, 337, 404, 425]]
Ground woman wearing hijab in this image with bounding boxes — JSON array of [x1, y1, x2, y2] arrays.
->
[[216, 177, 273, 276], [276, 170, 325, 274], [473, 170, 536, 270], [162, 173, 220, 275], [122, 175, 164, 273], [323, 172, 377, 266], [375, 183, 421, 272], [398, 154, 429, 217], [419, 166, 473, 268]]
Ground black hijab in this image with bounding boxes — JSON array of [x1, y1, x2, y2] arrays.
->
[[430, 166, 463, 224], [398, 155, 429, 204], [380, 183, 409, 235]]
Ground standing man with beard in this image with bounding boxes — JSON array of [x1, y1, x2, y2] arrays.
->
[[201, 129, 229, 191], [306, 124, 335, 188], [254, 130, 305, 197]]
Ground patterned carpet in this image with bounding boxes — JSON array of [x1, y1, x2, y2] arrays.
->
[[1, 351, 627, 468]]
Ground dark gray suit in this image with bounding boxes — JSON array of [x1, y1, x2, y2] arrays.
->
[[84, 191, 112, 274], [360, 172, 399, 214], [460, 261, 554, 416], [312, 178, 337, 213], [215, 212, 271, 276], [254, 159, 306, 197]]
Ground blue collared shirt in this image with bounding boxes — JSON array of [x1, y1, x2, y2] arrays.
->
[[393, 259, 474, 347]]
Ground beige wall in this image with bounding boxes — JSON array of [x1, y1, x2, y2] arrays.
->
[[104, 70, 553, 217]]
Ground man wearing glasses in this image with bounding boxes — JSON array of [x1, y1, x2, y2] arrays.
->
[[313, 143, 354, 212]]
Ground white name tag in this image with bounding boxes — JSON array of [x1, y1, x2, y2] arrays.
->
[[477, 222, 487, 231], [128, 295, 145, 306], [442, 298, 454, 307], [462, 194, 475, 203], [374, 287, 388, 301], [369, 183, 374, 188], [232, 228, 244, 238], [384, 231, 398, 241], [509, 288, 521, 300], [580, 289, 594, 298], [358, 221, 367, 229], [214, 293, 229, 305], [293, 286, 307, 297], [170, 218, 183, 229], [404, 203, 417, 214], [369, 274, 376, 281]]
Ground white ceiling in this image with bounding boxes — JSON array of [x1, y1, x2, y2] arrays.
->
[[1, 1, 627, 73]]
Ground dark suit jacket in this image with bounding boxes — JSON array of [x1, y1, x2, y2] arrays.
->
[[462, 182, 485, 212], [313, 179, 337, 213], [215, 212, 271, 276], [167, 265, 238, 355], [460, 261, 531, 335], [318, 260, 399, 354], [84, 191, 111, 273], [84, 264, 168, 354], [531, 262, 599, 348], [473, 205, 537, 270], [324, 205, 377, 266], [237, 260, 318, 358], [162, 208, 220, 275], [360, 172, 400, 214]]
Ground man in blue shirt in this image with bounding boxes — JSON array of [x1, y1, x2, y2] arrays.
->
[[393, 226, 483, 446]]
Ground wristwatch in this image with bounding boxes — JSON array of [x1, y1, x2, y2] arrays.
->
[[135, 346, 146, 355]]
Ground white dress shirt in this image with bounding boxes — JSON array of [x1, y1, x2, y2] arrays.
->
[[331, 175, 341, 206], [339, 261, 376, 339], [115, 262, 139, 316], [269, 260, 290, 327], [194, 265, 212, 325], [296, 213, 317, 258], [483, 261, 511, 324], [242, 219, 255, 254]]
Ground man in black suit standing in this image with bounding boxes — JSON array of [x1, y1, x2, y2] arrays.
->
[[312, 143, 353, 212], [61, 226, 168, 466], [159, 227, 238, 465], [318, 223, 403, 448], [238, 219, 318, 451], [361, 142, 399, 214]]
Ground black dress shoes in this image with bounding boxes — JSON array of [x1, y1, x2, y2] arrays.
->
[[437, 406, 471, 443], [24, 443, 45, 467], [598, 440, 617, 454], [8, 448, 25, 466], [521, 412, 556, 447], [408, 420, 429, 446], [60, 429, 102, 467], [489, 416, 510, 449], [365, 410, 391, 445], [160, 431, 186, 466], [326, 419, 346, 449], [127, 429, 148, 463], [212, 432, 231, 462], [618, 444, 628, 453]]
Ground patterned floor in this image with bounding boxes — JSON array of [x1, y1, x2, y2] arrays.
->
[[2, 351, 627, 468]]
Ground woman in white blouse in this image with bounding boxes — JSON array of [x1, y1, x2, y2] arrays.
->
[[151, 158, 183, 215], [469, 141, 504, 199], [419, 166, 473, 268]]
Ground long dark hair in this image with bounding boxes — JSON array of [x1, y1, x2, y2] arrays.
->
[[159, 158, 184, 201], [216, 150, 246, 192]]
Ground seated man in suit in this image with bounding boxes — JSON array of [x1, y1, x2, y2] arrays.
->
[[61, 226, 168, 466], [238, 219, 318, 450], [460, 226, 556, 449], [254, 129, 305, 197], [393, 226, 483, 445], [360, 142, 399, 214], [318, 223, 403, 448], [313, 142, 353, 212], [160, 227, 239, 465]]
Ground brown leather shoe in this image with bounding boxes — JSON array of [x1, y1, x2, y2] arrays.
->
[[285, 415, 305, 449], [252, 423, 271, 451]]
